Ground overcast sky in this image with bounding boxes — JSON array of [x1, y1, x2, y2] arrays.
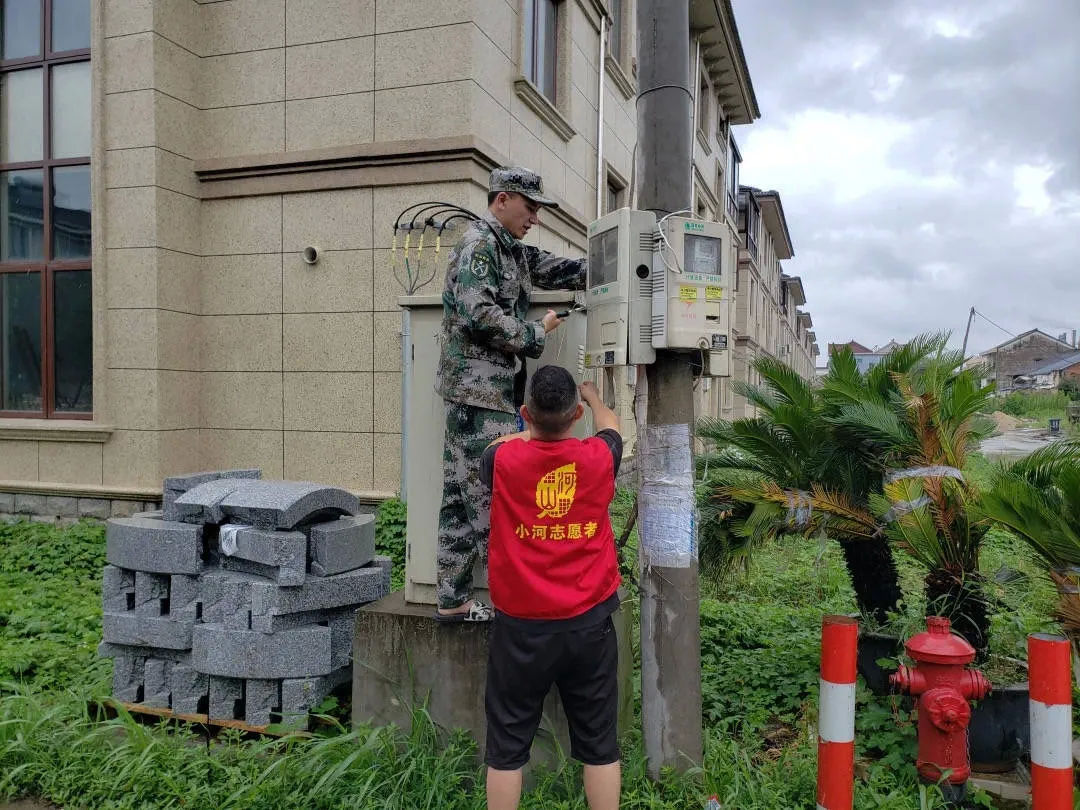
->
[[731, 0, 1080, 361]]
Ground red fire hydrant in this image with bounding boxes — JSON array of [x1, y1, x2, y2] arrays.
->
[[890, 616, 991, 794]]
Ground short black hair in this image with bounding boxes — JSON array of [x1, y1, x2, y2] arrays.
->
[[526, 366, 580, 435], [488, 191, 500, 206]]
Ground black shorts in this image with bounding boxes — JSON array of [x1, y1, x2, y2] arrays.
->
[[484, 614, 620, 770]]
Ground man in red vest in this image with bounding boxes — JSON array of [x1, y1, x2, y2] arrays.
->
[[479, 365, 622, 810]]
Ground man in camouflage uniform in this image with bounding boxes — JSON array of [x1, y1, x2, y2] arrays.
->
[[434, 167, 586, 621]]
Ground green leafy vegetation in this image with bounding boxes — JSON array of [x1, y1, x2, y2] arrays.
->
[[998, 390, 1068, 423], [374, 498, 408, 591], [0, 505, 1052, 807]]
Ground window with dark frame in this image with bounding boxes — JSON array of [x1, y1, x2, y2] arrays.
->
[[604, 173, 625, 214], [696, 71, 709, 137], [726, 136, 741, 220], [524, 0, 559, 104], [608, 0, 623, 65], [0, 0, 91, 418]]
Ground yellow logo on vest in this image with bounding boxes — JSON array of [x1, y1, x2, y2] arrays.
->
[[536, 462, 577, 519]]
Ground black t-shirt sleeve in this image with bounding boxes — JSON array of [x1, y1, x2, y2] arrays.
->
[[480, 443, 500, 490], [595, 429, 623, 478]]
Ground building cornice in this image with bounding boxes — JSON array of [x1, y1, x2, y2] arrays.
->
[[193, 135, 589, 245], [0, 419, 113, 443]]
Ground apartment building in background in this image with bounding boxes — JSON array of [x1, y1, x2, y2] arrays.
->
[[0, 0, 814, 518], [724, 186, 818, 418]]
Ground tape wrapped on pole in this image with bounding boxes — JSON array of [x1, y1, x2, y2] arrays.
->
[[638, 422, 696, 569], [817, 615, 857, 810], [1028, 633, 1073, 809], [786, 489, 813, 529]]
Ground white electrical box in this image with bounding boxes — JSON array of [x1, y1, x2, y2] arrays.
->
[[651, 216, 733, 376], [584, 208, 657, 368]]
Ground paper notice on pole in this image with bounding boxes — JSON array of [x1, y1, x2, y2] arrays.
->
[[639, 423, 697, 568]]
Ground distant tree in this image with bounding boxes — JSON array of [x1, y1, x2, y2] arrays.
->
[[1059, 376, 1080, 401]]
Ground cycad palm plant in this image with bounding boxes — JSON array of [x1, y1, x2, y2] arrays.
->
[[851, 349, 996, 655], [697, 354, 904, 622], [699, 334, 998, 654], [979, 439, 1080, 678]]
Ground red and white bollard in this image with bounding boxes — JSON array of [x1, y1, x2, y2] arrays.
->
[[1029, 633, 1073, 810], [817, 615, 858, 810]]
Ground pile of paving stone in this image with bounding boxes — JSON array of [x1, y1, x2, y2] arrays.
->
[[98, 469, 388, 729]]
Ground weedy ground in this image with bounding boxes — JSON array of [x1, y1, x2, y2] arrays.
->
[[0, 471, 1060, 808]]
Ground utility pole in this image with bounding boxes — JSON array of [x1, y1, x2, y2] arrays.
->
[[635, 0, 703, 778], [961, 306, 975, 359]]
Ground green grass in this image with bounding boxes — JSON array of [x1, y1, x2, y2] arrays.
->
[[0, 498, 1062, 808], [996, 390, 1069, 425]]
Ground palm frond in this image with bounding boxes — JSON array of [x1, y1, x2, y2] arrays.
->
[[752, 355, 817, 412], [732, 380, 781, 414], [1002, 439, 1080, 489]]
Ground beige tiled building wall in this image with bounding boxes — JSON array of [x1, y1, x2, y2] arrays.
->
[[0, 0, 783, 507], [0, 0, 660, 507]]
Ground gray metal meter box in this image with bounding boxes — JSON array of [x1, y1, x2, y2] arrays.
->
[[584, 208, 658, 368], [651, 216, 733, 376], [398, 291, 592, 606]]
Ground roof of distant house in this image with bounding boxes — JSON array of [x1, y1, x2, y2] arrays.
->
[[828, 340, 874, 355], [981, 328, 1075, 355], [1031, 351, 1080, 376]]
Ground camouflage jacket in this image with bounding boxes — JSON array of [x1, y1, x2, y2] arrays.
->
[[435, 211, 586, 413]]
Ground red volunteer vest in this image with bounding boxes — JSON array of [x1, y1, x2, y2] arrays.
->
[[489, 436, 621, 620]]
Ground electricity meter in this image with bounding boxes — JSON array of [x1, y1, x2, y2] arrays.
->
[[583, 207, 657, 368], [651, 216, 733, 376]]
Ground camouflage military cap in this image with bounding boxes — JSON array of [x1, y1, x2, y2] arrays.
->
[[488, 166, 559, 208]]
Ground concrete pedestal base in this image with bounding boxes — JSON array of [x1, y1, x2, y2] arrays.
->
[[352, 590, 634, 769]]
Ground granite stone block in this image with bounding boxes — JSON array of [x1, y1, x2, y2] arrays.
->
[[220, 554, 306, 587], [164, 469, 262, 498], [0, 493, 14, 512], [170, 663, 208, 714], [98, 641, 191, 664], [330, 609, 357, 669], [280, 669, 351, 728], [102, 565, 136, 612], [309, 515, 375, 577], [170, 574, 201, 622], [218, 481, 361, 530], [197, 571, 263, 625], [192, 624, 332, 679], [170, 478, 261, 524], [143, 658, 172, 708], [208, 676, 243, 721], [219, 526, 306, 585], [249, 564, 388, 619], [134, 571, 171, 616], [105, 516, 203, 575], [244, 678, 280, 727], [102, 612, 194, 650], [110, 652, 146, 702]]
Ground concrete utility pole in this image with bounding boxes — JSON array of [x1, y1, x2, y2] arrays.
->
[[635, 0, 703, 778], [961, 306, 975, 359]]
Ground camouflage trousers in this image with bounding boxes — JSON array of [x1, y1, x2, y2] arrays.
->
[[436, 401, 517, 609]]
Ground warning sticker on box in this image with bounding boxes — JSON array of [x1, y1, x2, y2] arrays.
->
[[679, 286, 699, 302], [705, 286, 723, 301]]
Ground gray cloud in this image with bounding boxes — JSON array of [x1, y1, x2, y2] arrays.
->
[[732, 0, 1080, 357]]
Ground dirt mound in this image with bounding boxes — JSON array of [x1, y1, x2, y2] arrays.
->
[[990, 411, 1022, 432]]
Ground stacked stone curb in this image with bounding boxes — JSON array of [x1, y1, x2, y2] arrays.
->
[[98, 469, 387, 729]]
